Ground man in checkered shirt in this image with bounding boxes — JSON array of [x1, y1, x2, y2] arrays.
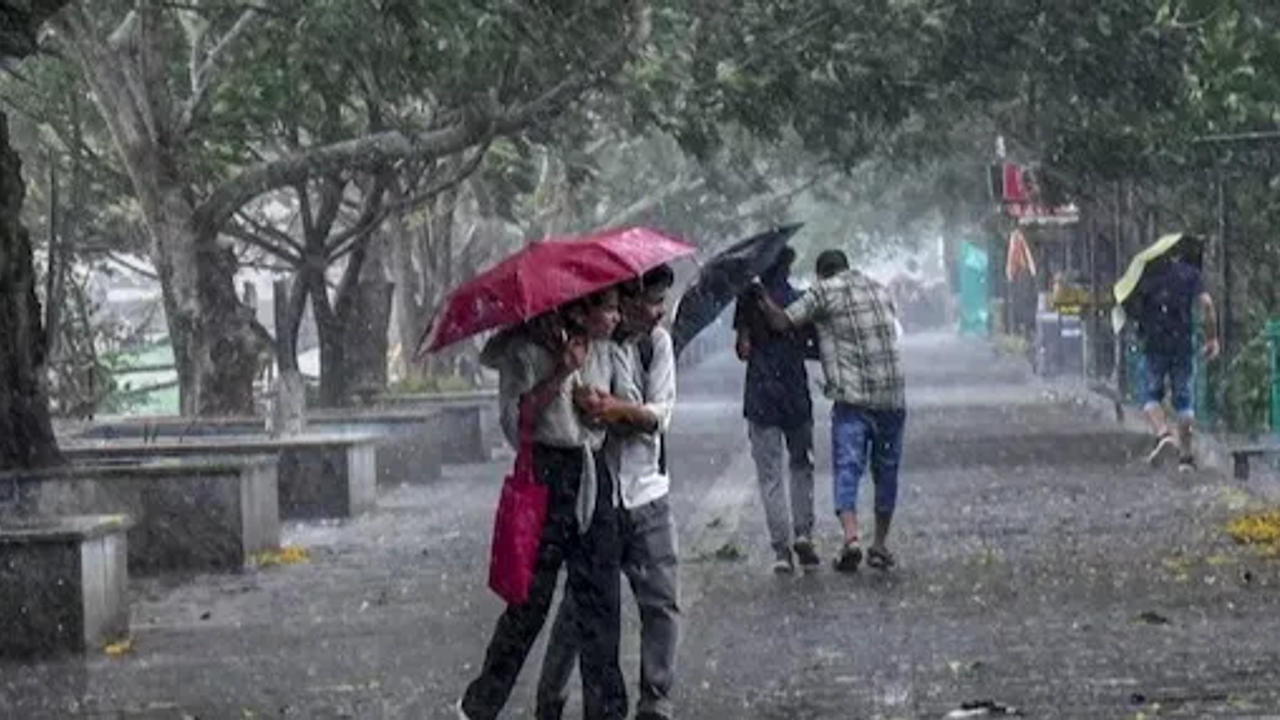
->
[[758, 249, 906, 573]]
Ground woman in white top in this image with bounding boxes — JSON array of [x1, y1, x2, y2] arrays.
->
[[460, 288, 631, 720]]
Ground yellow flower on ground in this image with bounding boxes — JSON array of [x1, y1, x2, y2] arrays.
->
[[251, 545, 311, 568]]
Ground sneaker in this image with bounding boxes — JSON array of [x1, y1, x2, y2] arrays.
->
[[1147, 433, 1178, 467], [793, 536, 821, 570], [833, 541, 863, 573], [1178, 455, 1198, 474], [772, 548, 794, 574]]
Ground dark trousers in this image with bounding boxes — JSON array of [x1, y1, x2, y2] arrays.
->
[[462, 445, 625, 720], [537, 496, 681, 720]]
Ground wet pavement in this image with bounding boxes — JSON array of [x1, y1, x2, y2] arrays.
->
[[4, 334, 1280, 719]]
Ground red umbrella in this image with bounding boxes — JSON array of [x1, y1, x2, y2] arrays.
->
[[419, 227, 696, 354]]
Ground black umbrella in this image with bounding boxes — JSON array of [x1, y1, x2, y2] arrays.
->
[[670, 223, 803, 356]]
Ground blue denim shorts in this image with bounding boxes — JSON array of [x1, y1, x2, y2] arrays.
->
[[831, 403, 907, 516], [1143, 350, 1193, 418]]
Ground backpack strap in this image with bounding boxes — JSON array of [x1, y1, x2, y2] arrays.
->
[[635, 333, 666, 475]]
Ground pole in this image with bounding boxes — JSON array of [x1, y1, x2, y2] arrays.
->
[[1088, 214, 1100, 377], [1268, 319, 1280, 433], [1113, 180, 1127, 401], [1217, 170, 1233, 358]]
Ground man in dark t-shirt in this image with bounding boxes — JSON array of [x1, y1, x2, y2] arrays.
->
[[1132, 237, 1220, 471], [733, 247, 821, 573]]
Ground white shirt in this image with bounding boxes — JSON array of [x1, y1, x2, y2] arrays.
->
[[485, 331, 618, 451], [607, 327, 676, 510]]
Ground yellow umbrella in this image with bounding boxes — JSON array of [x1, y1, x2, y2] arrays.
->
[[1111, 232, 1188, 333]]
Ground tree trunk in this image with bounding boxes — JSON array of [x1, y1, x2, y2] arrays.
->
[[344, 279, 393, 403], [313, 242, 394, 406], [307, 260, 349, 407], [348, 234, 393, 400], [148, 181, 265, 416], [387, 199, 422, 380], [0, 109, 61, 469], [56, 9, 266, 417]]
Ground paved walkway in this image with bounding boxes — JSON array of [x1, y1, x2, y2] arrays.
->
[[3, 334, 1280, 719]]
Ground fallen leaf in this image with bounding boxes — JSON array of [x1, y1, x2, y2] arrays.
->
[[250, 545, 310, 568], [104, 637, 134, 656]]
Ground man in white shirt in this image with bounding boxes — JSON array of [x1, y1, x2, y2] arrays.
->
[[538, 265, 680, 720]]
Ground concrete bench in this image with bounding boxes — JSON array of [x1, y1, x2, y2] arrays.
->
[[61, 434, 377, 520], [63, 402, 498, 486], [1228, 443, 1280, 480], [0, 515, 133, 658], [5, 459, 278, 575], [363, 393, 500, 463], [314, 406, 495, 467]]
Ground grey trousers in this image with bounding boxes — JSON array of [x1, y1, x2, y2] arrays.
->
[[748, 421, 815, 553], [537, 496, 681, 720]]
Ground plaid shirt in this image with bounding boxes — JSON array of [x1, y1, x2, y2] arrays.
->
[[785, 269, 905, 409]]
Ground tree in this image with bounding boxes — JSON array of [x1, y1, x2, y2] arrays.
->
[[0, 0, 70, 470], [3, 47, 154, 419], [50, 0, 652, 415]]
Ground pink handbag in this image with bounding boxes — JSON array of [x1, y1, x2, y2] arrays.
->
[[487, 399, 549, 605]]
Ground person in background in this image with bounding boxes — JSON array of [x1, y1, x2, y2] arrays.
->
[[733, 247, 821, 574], [757, 249, 907, 574], [459, 289, 630, 720], [538, 264, 680, 720], [1131, 235, 1219, 471]]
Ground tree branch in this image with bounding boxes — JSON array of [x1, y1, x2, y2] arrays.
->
[[103, 250, 159, 280], [178, 7, 258, 136], [327, 144, 487, 263], [295, 182, 313, 240], [50, 6, 153, 155], [234, 210, 303, 256], [324, 174, 389, 257], [195, 70, 595, 235], [602, 174, 707, 228], [223, 221, 303, 265], [311, 174, 346, 248]]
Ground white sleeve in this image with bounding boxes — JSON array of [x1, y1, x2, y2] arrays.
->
[[643, 329, 677, 432], [497, 343, 540, 449]]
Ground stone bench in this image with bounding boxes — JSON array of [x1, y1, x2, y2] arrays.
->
[[0, 515, 133, 658], [64, 402, 498, 486], [4, 459, 278, 575], [314, 406, 495, 467], [363, 393, 500, 464], [61, 434, 377, 520], [1228, 442, 1280, 480]]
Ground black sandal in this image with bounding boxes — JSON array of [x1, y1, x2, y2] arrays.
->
[[833, 540, 862, 573], [866, 546, 896, 570]]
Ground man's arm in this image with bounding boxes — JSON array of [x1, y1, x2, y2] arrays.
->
[[732, 296, 752, 360], [595, 331, 677, 433], [1200, 292, 1221, 360], [762, 281, 821, 333], [735, 327, 752, 361], [639, 329, 676, 432], [757, 291, 795, 332], [580, 342, 660, 433]]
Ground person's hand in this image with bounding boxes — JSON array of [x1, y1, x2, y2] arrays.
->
[[559, 334, 588, 373], [1203, 337, 1221, 362], [572, 384, 596, 410], [735, 335, 751, 361], [573, 386, 621, 422], [752, 282, 771, 308]]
